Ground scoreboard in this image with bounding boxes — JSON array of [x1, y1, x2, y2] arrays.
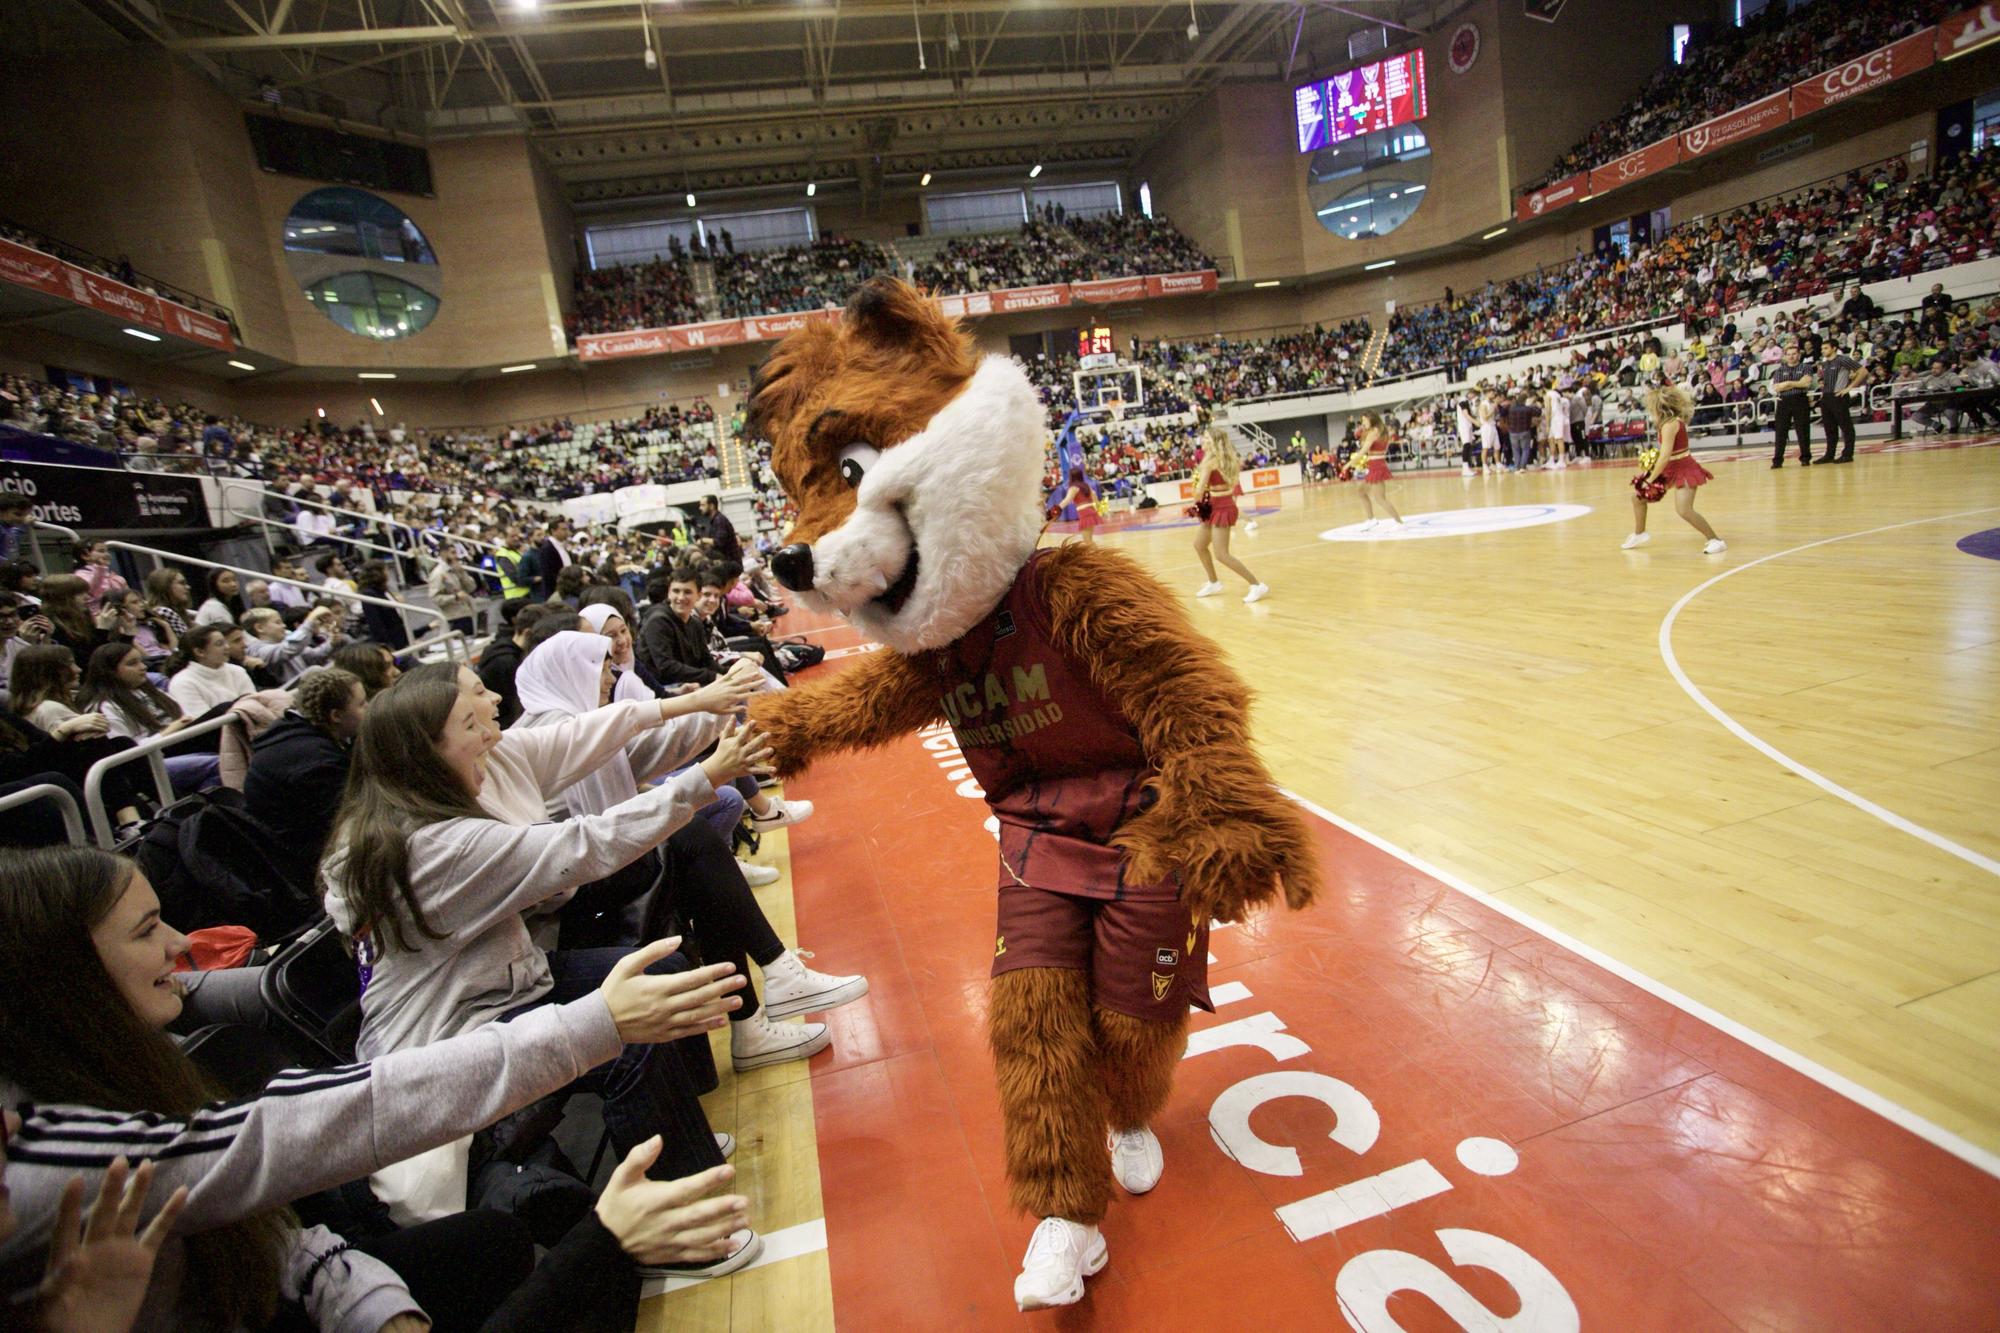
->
[[1077, 325, 1118, 370], [1294, 50, 1428, 154]]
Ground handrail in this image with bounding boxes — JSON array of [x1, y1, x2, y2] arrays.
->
[[0, 781, 88, 846], [0, 218, 236, 326], [99, 540, 459, 660], [83, 711, 244, 847], [219, 480, 509, 559]]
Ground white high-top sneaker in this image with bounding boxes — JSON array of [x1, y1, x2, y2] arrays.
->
[[1109, 1126, 1163, 1194], [1013, 1217, 1108, 1311], [730, 1010, 831, 1071], [761, 949, 869, 1019]]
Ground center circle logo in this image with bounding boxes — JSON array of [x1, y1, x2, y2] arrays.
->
[[1319, 503, 1592, 542]]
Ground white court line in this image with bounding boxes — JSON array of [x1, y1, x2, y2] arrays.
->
[[646, 1216, 829, 1296], [1279, 787, 2000, 1179], [1659, 505, 2000, 880]]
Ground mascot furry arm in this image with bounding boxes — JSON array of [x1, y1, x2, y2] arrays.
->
[[744, 277, 1317, 924]]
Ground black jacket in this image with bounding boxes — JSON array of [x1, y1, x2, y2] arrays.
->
[[636, 605, 717, 686], [478, 636, 525, 728], [242, 713, 349, 876], [534, 538, 568, 600]]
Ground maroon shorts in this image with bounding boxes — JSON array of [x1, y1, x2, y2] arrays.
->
[[991, 886, 1212, 1022]]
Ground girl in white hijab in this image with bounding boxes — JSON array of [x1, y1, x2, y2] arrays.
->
[[514, 631, 869, 1072]]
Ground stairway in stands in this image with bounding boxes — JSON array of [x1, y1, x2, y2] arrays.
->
[[691, 257, 719, 319], [1360, 323, 1391, 386], [716, 419, 753, 490]]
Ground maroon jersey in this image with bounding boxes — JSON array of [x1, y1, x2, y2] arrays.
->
[[923, 549, 1170, 901]]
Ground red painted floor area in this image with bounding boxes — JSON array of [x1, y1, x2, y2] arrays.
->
[[775, 644, 2000, 1331]]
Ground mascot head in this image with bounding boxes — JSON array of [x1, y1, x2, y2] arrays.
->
[[747, 278, 1047, 655]]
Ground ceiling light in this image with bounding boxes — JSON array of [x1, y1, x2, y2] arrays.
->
[[920, 171, 932, 187], [122, 328, 161, 342], [358, 372, 397, 380], [1029, 164, 1043, 178], [806, 181, 816, 197], [1364, 259, 1396, 271], [370, 397, 384, 415], [227, 359, 256, 371], [1187, 19, 1199, 39], [500, 363, 537, 374], [316, 407, 326, 419], [1253, 280, 1280, 288], [644, 45, 657, 70], [1405, 184, 1427, 193], [686, 193, 696, 207], [1482, 226, 1509, 240]]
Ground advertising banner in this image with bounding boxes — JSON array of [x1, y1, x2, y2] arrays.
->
[[1681, 91, 1793, 159], [740, 309, 839, 341], [990, 284, 1072, 314], [668, 319, 749, 352], [1145, 270, 1220, 298], [159, 302, 234, 352], [1942, 4, 2000, 59], [0, 459, 208, 531], [575, 328, 676, 362], [0, 239, 69, 300], [1514, 172, 1588, 222], [1070, 276, 1151, 304], [1791, 29, 1936, 115], [1588, 135, 1680, 196]]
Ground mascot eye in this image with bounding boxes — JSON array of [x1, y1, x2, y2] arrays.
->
[[837, 443, 881, 489]]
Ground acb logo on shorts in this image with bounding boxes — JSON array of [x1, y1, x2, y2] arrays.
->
[[1156, 947, 1179, 968]]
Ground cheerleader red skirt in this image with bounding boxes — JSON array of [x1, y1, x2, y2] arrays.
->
[[1362, 458, 1392, 483], [1076, 505, 1101, 530], [1658, 454, 1713, 491], [1205, 492, 1240, 527]]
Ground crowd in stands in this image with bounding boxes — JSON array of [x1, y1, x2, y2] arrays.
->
[[0, 475, 881, 1328], [713, 236, 895, 318], [569, 255, 701, 336], [1138, 321, 1372, 406], [911, 210, 1216, 294], [1523, 0, 1953, 192], [1380, 149, 1999, 376]]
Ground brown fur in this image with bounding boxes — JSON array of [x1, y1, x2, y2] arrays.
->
[[1035, 541, 1321, 923], [990, 967, 1114, 1225], [747, 280, 980, 546], [750, 647, 941, 778], [1096, 1008, 1188, 1132]]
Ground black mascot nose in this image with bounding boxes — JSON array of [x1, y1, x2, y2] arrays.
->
[[771, 543, 816, 593]]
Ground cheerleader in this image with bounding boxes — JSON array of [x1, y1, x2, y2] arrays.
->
[[1057, 466, 1102, 544], [1623, 385, 1726, 553], [1350, 411, 1404, 530], [1543, 379, 1571, 469], [1477, 391, 1502, 473], [1191, 426, 1268, 603]]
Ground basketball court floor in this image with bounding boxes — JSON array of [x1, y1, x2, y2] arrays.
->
[[648, 438, 2000, 1331]]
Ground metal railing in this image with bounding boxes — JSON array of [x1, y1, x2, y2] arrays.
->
[[82, 711, 245, 847], [0, 781, 88, 846], [0, 217, 237, 327], [100, 539, 460, 660], [219, 480, 509, 561]]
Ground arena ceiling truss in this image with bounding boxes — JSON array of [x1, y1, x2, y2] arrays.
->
[[25, 0, 1445, 206]]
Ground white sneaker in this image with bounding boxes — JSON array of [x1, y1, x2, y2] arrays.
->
[[716, 1131, 735, 1160], [730, 1010, 832, 1071], [1013, 1217, 1108, 1311], [1460, 464, 1475, 477], [1243, 583, 1269, 604], [736, 858, 780, 887], [1620, 532, 1650, 550], [636, 1228, 764, 1281], [761, 948, 869, 1019], [1704, 538, 1728, 554], [1195, 580, 1224, 597], [748, 797, 813, 832], [1109, 1126, 1163, 1194]]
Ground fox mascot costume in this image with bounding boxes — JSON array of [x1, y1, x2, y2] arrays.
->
[[746, 279, 1318, 1310]]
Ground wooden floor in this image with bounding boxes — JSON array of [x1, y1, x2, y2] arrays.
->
[[647, 437, 2000, 1328], [1133, 441, 2000, 1156]]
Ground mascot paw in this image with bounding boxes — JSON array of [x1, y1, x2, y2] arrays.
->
[[1172, 808, 1319, 924]]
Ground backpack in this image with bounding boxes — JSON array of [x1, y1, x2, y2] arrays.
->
[[774, 639, 825, 673], [131, 788, 320, 942]]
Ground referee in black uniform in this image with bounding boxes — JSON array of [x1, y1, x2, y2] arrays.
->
[[1813, 342, 1867, 465], [1769, 344, 1815, 468]]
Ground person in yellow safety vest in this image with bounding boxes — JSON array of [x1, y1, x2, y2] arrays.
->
[[491, 538, 533, 600]]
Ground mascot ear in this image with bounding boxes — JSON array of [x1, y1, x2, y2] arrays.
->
[[845, 278, 967, 362]]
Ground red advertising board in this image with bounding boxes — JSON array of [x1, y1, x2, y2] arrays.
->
[[1145, 270, 1219, 298], [989, 284, 1072, 314], [1791, 28, 1936, 115], [1514, 172, 1588, 222], [1681, 90, 1793, 159], [740, 309, 839, 341], [668, 319, 749, 352], [0, 238, 69, 300], [66, 269, 164, 329], [158, 302, 233, 353], [576, 328, 677, 362], [1941, 4, 2000, 60], [1070, 276, 1151, 304], [1588, 135, 1680, 196]]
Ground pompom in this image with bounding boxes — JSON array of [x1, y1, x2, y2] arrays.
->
[[1632, 474, 1667, 503]]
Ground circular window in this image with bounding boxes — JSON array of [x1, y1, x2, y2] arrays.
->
[[283, 187, 440, 340], [1308, 125, 1433, 241]]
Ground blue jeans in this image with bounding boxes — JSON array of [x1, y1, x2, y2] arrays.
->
[[504, 948, 724, 1181], [1509, 431, 1533, 469], [166, 752, 221, 796]]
